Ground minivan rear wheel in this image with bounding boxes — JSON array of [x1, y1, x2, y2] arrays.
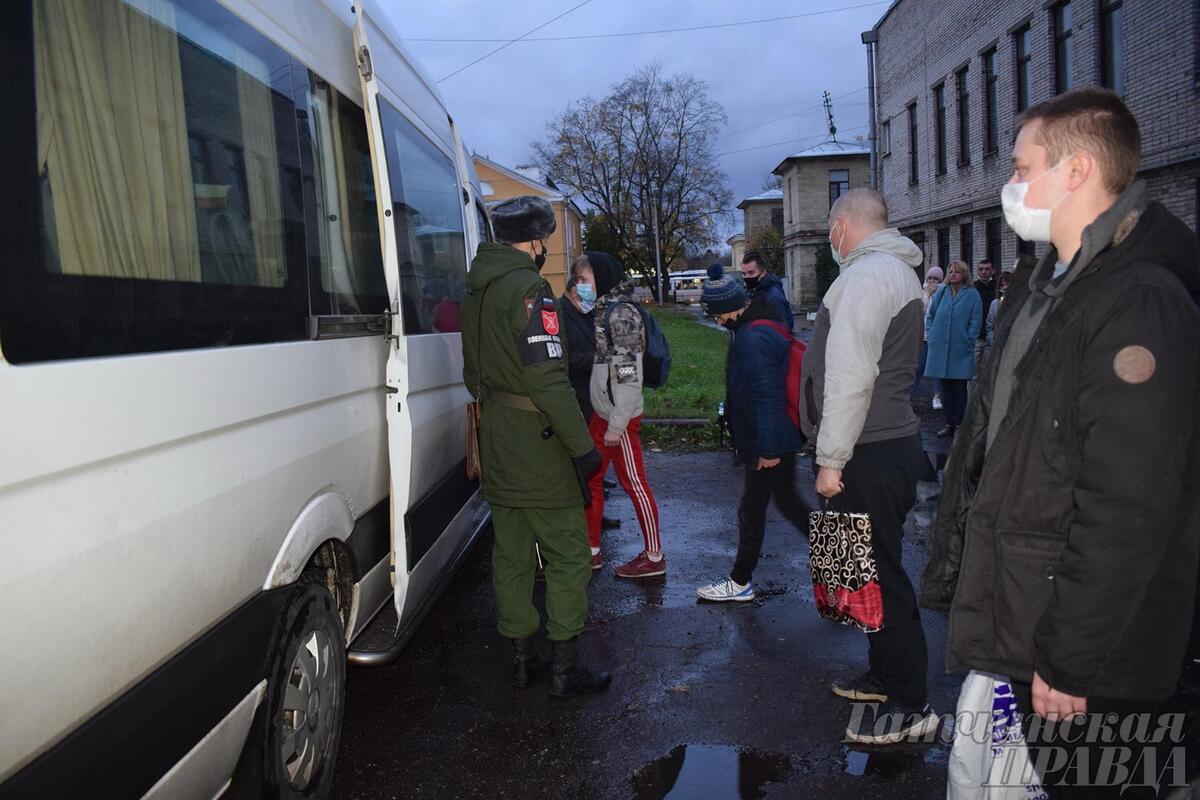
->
[[262, 573, 346, 799]]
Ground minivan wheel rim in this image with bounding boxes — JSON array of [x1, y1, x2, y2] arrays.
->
[[280, 628, 337, 789]]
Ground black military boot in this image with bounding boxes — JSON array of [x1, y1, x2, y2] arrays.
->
[[549, 637, 612, 697], [510, 636, 545, 688]]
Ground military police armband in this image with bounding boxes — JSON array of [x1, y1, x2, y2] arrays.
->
[[517, 290, 564, 366]]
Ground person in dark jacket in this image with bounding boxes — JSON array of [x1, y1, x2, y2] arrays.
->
[[561, 260, 621, 534], [921, 89, 1200, 795], [740, 251, 794, 331], [558, 273, 596, 421], [694, 277, 810, 602]]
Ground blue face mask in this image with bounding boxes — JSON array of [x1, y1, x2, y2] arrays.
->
[[577, 283, 596, 303]]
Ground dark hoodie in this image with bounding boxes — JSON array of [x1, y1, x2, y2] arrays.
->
[[922, 182, 1200, 702], [586, 250, 623, 299], [750, 271, 794, 331]]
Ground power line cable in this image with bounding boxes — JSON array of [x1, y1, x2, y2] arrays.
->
[[412, 1, 889, 43], [437, 0, 595, 83], [716, 125, 870, 158], [719, 90, 870, 139]]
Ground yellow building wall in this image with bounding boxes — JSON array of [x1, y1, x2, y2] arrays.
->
[[475, 161, 582, 297]]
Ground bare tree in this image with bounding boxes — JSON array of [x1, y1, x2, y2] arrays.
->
[[533, 64, 733, 300], [761, 173, 783, 191]]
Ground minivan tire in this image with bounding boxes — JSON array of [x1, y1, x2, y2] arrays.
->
[[260, 572, 347, 800]]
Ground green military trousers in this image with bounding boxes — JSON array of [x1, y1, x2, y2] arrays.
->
[[490, 504, 591, 641]]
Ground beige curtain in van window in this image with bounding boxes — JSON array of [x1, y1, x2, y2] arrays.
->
[[34, 0, 200, 282], [235, 69, 286, 288]]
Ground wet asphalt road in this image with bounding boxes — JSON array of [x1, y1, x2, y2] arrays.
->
[[331, 398, 962, 799]]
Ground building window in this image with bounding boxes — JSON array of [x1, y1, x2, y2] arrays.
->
[[908, 102, 919, 184], [1014, 24, 1033, 112], [956, 66, 971, 166], [937, 227, 950, 268], [1101, 0, 1125, 95], [771, 207, 784, 233], [934, 83, 947, 175], [986, 217, 1002, 270], [828, 169, 850, 210], [960, 222, 974, 266], [786, 177, 793, 223], [1053, 3, 1074, 94], [880, 119, 891, 156], [982, 48, 999, 155]]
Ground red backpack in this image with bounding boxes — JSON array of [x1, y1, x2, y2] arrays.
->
[[745, 319, 806, 430]]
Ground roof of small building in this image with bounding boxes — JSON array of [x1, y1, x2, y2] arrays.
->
[[473, 153, 584, 218], [736, 189, 783, 210], [727, 231, 746, 244], [771, 139, 870, 175]]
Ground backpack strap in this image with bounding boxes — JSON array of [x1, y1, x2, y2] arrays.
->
[[745, 318, 792, 340]]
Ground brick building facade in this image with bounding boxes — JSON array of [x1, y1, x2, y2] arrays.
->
[[871, 0, 1200, 277], [773, 140, 870, 307]]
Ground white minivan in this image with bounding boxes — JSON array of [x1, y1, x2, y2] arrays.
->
[[0, 1, 491, 797]]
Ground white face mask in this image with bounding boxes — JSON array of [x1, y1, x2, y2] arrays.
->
[[1001, 161, 1070, 242], [829, 220, 846, 268]]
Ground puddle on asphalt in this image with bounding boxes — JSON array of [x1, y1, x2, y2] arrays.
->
[[631, 744, 792, 799], [842, 743, 946, 778]]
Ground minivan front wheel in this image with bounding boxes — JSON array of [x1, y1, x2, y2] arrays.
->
[[263, 574, 346, 799]]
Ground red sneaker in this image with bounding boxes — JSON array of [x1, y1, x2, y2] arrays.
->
[[615, 552, 667, 579], [591, 552, 603, 571]]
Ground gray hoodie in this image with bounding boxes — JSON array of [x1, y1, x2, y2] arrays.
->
[[801, 227, 925, 469]]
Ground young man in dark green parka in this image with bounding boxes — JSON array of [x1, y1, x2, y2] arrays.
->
[[460, 195, 610, 697]]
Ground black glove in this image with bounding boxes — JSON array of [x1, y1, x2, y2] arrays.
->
[[574, 448, 602, 479], [571, 448, 602, 507]]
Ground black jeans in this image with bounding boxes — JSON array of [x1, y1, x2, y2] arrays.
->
[[730, 454, 812, 586], [1011, 680, 1182, 799], [827, 434, 930, 708], [941, 378, 968, 427]]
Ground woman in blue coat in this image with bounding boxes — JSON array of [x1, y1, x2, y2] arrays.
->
[[924, 260, 981, 438]]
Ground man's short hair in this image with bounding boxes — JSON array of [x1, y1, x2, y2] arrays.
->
[[741, 251, 765, 268], [570, 253, 591, 279], [1015, 87, 1141, 195], [829, 188, 888, 227]]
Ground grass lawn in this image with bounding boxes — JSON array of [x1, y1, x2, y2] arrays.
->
[[641, 306, 728, 450]]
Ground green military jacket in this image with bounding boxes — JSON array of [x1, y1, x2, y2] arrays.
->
[[461, 242, 594, 509]]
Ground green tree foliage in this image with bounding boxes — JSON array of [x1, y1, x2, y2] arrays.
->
[[814, 242, 840, 300], [746, 227, 785, 276]]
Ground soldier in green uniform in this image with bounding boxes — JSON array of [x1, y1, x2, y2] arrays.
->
[[460, 195, 612, 697]]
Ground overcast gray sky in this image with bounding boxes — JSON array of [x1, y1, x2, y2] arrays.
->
[[385, 0, 888, 241]]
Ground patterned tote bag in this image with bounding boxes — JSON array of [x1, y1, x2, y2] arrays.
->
[[807, 498, 884, 632]]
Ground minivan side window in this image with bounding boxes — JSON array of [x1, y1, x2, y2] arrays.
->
[[2, 0, 309, 362], [377, 100, 468, 335], [295, 69, 388, 317]]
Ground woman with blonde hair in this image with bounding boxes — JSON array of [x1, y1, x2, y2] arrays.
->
[[924, 260, 982, 437]]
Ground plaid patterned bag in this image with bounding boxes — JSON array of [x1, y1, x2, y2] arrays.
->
[[807, 500, 884, 632]]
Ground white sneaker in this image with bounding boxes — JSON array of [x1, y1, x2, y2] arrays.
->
[[696, 578, 754, 602], [931, 395, 943, 410]]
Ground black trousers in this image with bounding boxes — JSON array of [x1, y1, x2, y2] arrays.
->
[[828, 434, 930, 708], [730, 454, 812, 586], [942, 378, 968, 427], [1012, 680, 1182, 799]]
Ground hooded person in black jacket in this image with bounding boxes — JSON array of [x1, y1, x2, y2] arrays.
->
[[921, 89, 1200, 795]]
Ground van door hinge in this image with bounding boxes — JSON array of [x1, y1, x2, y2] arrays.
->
[[357, 45, 373, 81], [382, 310, 400, 343]]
